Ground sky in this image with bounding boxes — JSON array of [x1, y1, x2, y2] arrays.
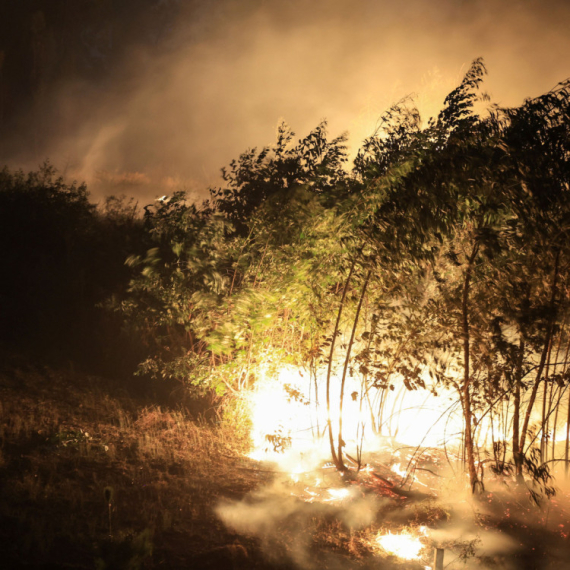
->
[[1, 0, 569, 205]]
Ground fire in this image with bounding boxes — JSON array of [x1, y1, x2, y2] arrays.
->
[[246, 364, 472, 463], [376, 530, 426, 560], [245, 363, 499, 486], [391, 462, 407, 478], [289, 465, 304, 483], [247, 366, 315, 463], [326, 487, 351, 501]]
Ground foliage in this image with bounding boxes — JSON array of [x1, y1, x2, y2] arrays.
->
[[120, 59, 570, 492], [0, 163, 146, 373], [210, 121, 350, 232], [124, 126, 354, 395], [4, 56, 569, 495]]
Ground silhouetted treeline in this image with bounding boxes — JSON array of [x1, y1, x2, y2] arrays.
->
[[0, 164, 148, 375]]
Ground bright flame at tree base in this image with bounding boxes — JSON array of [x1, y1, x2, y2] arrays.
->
[[376, 529, 427, 560], [246, 364, 469, 468]]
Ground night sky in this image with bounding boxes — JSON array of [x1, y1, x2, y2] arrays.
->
[[1, 0, 569, 204]]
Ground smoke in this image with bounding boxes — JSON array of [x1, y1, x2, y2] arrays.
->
[[231, 360, 570, 568], [1, 0, 569, 204], [214, 447, 570, 569], [216, 478, 387, 569]]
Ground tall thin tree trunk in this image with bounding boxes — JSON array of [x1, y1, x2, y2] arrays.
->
[[512, 339, 525, 483], [551, 385, 561, 462], [540, 338, 554, 462], [338, 269, 372, 468], [364, 384, 378, 435], [519, 250, 560, 461], [462, 242, 482, 493], [326, 259, 356, 471], [560, 335, 570, 477], [550, 323, 569, 461], [377, 387, 387, 435], [566, 391, 570, 478], [520, 335, 554, 458], [310, 353, 321, 439]]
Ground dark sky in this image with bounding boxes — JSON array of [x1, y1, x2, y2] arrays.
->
[[1, 0, 569, 204]]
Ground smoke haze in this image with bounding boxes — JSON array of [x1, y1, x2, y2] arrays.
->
[[1, 0, 569, 204], [216, 461, 570, 569]]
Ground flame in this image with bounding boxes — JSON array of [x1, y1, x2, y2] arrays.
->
[[245, 364, 498, 475], [391, 463, 407, 478], [246, 365, 471, 461], [247, 367, 314, 462], [246, 365, 340, 473], [290, 465, 304, 483], [326, 487, 351, 501], [376, 530, 425, 560]]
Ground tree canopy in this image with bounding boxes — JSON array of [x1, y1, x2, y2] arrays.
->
[[4, 59, 569, 494], [121, 59, 570, 492]]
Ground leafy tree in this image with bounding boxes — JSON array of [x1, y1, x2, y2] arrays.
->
[[124, 122, 352, 396], [122, 60, 570, 496], [0, 163, 95, 346], [210, 121, 349, 232], [344, 60, 570, 492], [0, 164, 145, 372]]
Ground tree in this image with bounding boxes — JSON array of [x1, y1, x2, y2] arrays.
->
[[122, 61, 570, 497], [124, 124, 352, 396], [0, 163, 146, 372]]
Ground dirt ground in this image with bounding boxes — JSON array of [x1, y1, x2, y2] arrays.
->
[[1, 353, 570, 570]]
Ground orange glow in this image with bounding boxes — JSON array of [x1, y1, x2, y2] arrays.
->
[[246, 364, 469, 464], [376, 528, 427, 560], [245, 362, 520, 488], [326, 487, 352, 501]]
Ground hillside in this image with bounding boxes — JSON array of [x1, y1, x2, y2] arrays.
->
[[4, 352, 570, 570], [0, 352, 272, 569]]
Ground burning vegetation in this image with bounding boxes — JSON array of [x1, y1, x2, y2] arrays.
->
[[2, 59, 570, 568]]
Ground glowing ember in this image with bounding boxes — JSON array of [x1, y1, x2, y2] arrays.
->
[[376, 531, 425, 560], [391, 463, 407, 478], [327, 487, 351, 501]]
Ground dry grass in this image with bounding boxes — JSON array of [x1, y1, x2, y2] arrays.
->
[[0, 358, 453, 569], [0, 358, 268, 569], [3, 357, 568, 569]]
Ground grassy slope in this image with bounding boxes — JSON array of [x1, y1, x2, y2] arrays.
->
[[3, 352, 570, 570], [0, 353, 274, 570], [0, 353, 448, 570]]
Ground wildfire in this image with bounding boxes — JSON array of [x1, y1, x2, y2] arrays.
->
[[247, 366, 319, 464], [246, 364, 476, 463], [376, 528, 427, 560], [326, 487, 351, 501], [390, 462, 407, 478], [245, 363, 500, 501]]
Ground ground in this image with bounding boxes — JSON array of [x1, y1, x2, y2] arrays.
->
[[1, 351, 570, 570], [0, 352, 272, 569]]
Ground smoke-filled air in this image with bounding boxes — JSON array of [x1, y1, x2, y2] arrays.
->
[[1, 1, 570, 569], [2, 0, 570, 203]]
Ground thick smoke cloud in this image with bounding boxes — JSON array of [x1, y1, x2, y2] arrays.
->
[[1, 0, 569, 204]]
